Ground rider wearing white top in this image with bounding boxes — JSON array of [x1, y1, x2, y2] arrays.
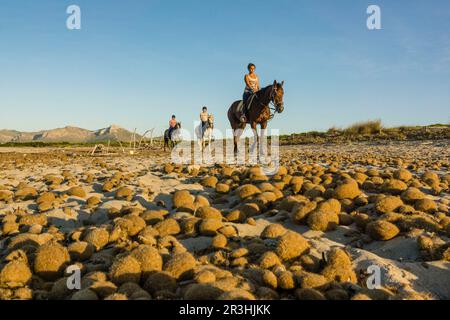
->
[[241, 63, 260, 123]]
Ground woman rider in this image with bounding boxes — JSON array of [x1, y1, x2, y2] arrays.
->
[[240, 63, 260, 123]]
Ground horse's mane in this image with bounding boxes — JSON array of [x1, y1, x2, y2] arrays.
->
[[255, 85, 273, 95]]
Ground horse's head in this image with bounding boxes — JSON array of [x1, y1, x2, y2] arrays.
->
[[208, 114, 214, 127], [176, 122, 182, 129], [271, 80, 284, 113]]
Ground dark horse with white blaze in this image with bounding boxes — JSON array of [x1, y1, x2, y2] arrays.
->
[[227, 80, 285, 156]]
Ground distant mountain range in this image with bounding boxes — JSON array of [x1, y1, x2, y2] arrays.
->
[[0, 125, 141, 143]]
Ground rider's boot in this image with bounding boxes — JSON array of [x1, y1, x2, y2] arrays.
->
[[239, 112, 247, 123]]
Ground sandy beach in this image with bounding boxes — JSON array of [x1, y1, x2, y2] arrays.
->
[[0, 140, 449, 300]]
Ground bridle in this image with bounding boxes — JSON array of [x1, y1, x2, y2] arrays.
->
[[253, 85, 283, 121]]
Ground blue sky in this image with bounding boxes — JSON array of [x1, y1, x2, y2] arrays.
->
[[0, 0, 449, 136]]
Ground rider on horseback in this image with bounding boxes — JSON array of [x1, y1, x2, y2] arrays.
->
[[168, 115, 177, 139], [200, 106, 209, 137], [240, 63, 260, 123]]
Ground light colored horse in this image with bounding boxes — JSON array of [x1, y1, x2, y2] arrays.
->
[[195, 114, 214, 152]]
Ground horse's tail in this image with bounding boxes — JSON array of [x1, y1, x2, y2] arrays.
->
[[228, 101, 242, 128]]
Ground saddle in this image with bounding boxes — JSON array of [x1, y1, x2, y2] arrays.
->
[[237, 94, 256, 116]]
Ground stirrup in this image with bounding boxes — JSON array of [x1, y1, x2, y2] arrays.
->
[[240, 115, 247, 123]]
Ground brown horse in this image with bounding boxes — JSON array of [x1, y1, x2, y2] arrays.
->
[[227, 80, 285, 156]]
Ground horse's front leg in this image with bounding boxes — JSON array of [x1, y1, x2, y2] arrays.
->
[[259, 122, 268, 159], [249, 123, 258, 157]]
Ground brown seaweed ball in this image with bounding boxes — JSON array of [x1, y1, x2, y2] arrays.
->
[[225, 209, 246, 223], [338, 213, 354, 226], [163, 252, 196, 280], [317, 199, 341, 214], [218, 289, 255, 300], [211, 234, 228, 249], [90, 281, 118, 298], [261, 270, 278, 289], [298, 272, 328, 289], [351, 293, 372, 300], [18, 214, 47, 227], [354, 213, 372, 229], [196, 206, 222, 220], [117, 282, 143, 297], [307, 210, 339, 232], [49, 277, 72, 300], [184, 283, 223, 300], [143, 271, 177, 295], [102, 180, 115, 193], [180, 217, 200, 236], [201, 176, 219, 188], [115, 187, 134, 201], [393, 169, 413, 182], [256, 287, 280, 300], [15, 187, 38, 200], [0, 261, 32, 288], [414, 199, 437, 213], [382, 179, 408, 195], [375, 196, 403, 214], [109, 255, 142, 285], [0, 190, 14, 202], [366, 220, 400, 241], [194, 270, 216, 284], [218, 225, 238, 238], [215, 183, 230, 194], [199, 219, 223, 236], [2, 221, 19, 235], [236, 184, 261, 199], [291, 201, 317, 224], [115, 214, 146, 236], [130, 245, 163, 279], [140, 210, 165, 225], [401, 187, 425, 203], [321, 248, 357, 283], [71, 288, 99, 300], [68, 241, 95, 261], [85, 196, 101, 208], [299, 255, 321, 273], [194, 195, 210, 208], [38, 202, 53, 213], [163, 163, 174, 174], [154, 218, 181, 237], [333, 179, 361, 200], [37, 192, 56, 204], [259, 251, 281, 269], [261, 224, 287, 239], [83, 227, 110, 251], [276, 231, 310, 261], [422, 171, 439, 185], [325, 288, 349, 300], [104, 293, 128, 300], [172, 190, 194, 209], [277, 271, 295, 290], [34, 242, 70, 281], [295, 288, 326, 300], [67, 186, 86, 198]]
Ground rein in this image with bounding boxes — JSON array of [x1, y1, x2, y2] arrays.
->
[[252, 86, 279, 121]]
